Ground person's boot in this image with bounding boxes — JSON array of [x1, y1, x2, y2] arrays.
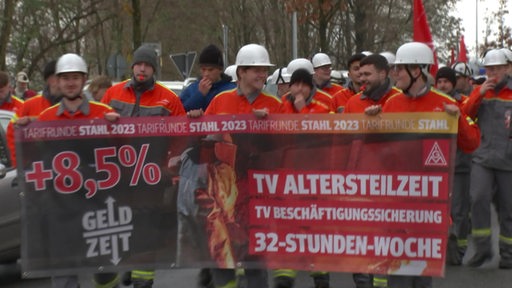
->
[[499, 245, 512, 269], [446, 234, 463, 266], [197, 268, 214, 288], [132, 279, 153, 288], [121, 271, 132, 286], [312, 277, 329, 288], [274, 276, 294, 288], [466, 249, 493, 267]]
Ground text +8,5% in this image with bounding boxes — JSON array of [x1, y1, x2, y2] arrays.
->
[[25, 144, 161, 198]]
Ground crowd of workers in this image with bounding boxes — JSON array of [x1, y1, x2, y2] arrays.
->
[[0, 40, 511, 288]]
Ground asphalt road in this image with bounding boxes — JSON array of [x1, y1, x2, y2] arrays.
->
[[2, 209, 510, 288]]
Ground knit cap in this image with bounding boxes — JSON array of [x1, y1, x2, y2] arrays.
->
[[435, 66, 456, 87], [289, 68, 314, 88], [43, 60, 57, 80], [132, 46, 158, 70], [199, 44, 224, 67]]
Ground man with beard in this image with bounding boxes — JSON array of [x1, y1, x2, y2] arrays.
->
[[102, 45, 186, 288], [344, 54, 401, 114], [366, 42, 480, 288], [343, 53, 401, 288], [38, 54, 113, 121], [37, 53, 114, 288]]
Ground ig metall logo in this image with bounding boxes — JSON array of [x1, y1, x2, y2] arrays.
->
[[82, 196, 133, 265]]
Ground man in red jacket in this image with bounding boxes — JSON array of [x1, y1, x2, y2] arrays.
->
[[366, 42, 480, 288], [7, 60, 60, 167], [0, 71, 24, 113], [281, 68, 334, 114], [102, 45, 185, 288], [38, 54, 113, 121], [42, 53, 115, 288]]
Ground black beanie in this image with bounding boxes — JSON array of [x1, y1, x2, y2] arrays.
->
[[199, 44, 224, 67], [132, 46, 158, 70], [289, 68, 314, 88], [435, 67, 457, 87], [43, 60, 57, 80]]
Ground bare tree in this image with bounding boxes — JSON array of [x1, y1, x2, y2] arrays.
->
[[0, 0, 17, 70]]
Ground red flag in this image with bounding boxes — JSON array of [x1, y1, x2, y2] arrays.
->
[[457, 35, 468, 63], [413, 0, 438, 76]]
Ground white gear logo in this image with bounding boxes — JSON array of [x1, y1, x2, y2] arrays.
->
[[425, 141, 447, 166]]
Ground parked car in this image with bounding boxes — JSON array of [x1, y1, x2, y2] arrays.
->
[[160, 77, 197, 96], [0, 110, 21, 265]]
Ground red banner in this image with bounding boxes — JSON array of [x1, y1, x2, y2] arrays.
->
[[18, 113, 456, 277]]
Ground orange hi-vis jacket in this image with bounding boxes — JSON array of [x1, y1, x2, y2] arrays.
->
[[383, 86, 480, 153], [102, 79, 186, 117], [7, 93, 58, 167], [205, 88, 283, 115], [281, 89, 335, 114], [0, 94, 24, 114], [317, 82, 344, 97], [333, 86, 358, 113], [38, 100, 114, 121], [344, 86, 402, 113]]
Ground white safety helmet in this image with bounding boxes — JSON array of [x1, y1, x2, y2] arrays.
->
[[394, 42, 434, 65], [451, 62, 472, 77], [312, 53, 332, 68], [500, 48, 512, 63], [270, 67, 290, 84], [235, 44, 274, 67], [361, 51, 373, 56], [56, 53, 88, 75], [224, 64, 237, 82], [379, 51, 396, 65], [286, 58, 314, 75], [482, 49, 508, 66]]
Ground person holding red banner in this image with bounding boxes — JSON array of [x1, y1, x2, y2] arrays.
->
[[273, 68, 334, 288], [435, 67, 472, 266], [280, 68, 335, 114], [462, 49, 512, 269], [37, 53, 116, 288], [344, 53, 403, 288], [38, 54, 113, 121], [202, 43, 282, 288], [102, 45, 186, 288], [344, 54, 401, 114], [366, 41, 480, 288], [204, 44, 282, 117], [332, 53, 366, 113]]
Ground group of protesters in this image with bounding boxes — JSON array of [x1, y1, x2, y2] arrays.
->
[[1, 39, 511, 288]]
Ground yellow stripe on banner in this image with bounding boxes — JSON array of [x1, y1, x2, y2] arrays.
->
[[352, 112, 459, 134], [265, 113, 459, 134]]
